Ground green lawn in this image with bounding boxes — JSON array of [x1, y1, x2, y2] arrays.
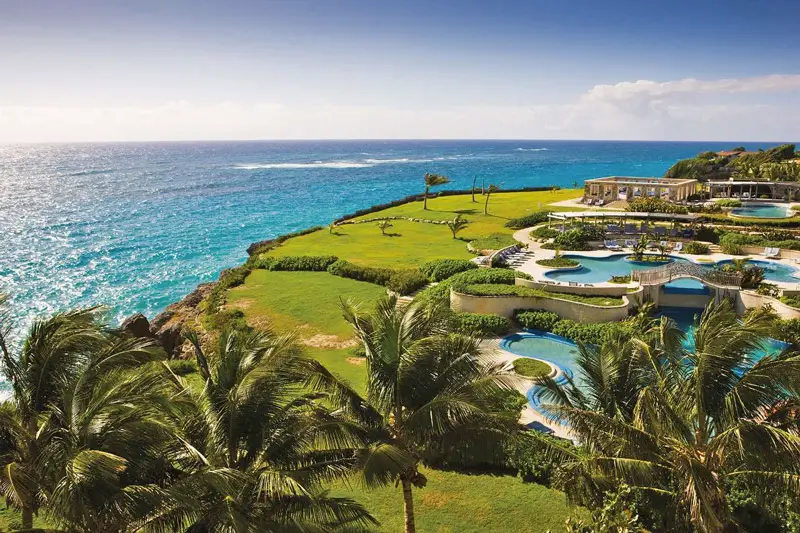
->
[[227, 270, 387, 339], [513, 358, 552, 378], [265, 190, 582, 269], [333, 468, 583, 533]]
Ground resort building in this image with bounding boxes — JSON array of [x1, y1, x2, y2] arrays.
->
[[706, 179, 800, 201], [583, 176, 698, 204]]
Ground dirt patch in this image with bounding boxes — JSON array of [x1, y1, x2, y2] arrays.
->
[[346, 357, 366, 365], [420, 491, 451, 509], [301, 334, 358, 349], [227, 298, 255, 310]]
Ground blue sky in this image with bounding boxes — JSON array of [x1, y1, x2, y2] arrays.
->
[[1, 0, 799, 141]]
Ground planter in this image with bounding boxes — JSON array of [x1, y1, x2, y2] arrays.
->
[[624, 255, 673, 266]]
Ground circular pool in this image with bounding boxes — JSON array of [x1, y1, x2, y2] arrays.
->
[[730, 202, 792, 219]]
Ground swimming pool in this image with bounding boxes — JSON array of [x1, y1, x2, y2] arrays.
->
[[543, 253, 799, 285], [730, 202, 792, 219]]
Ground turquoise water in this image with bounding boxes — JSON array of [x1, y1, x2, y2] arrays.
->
[[1, 140, 737, 334], [544, 254, 799, 285], [731, 202, 791, 218]]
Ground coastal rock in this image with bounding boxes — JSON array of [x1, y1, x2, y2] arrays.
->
[[149, 282, 215, 356], [120, 313, 153, 339]]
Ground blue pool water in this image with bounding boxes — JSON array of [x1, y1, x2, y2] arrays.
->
[[731, 202, 792, 219], [544, 254, 799, 285]]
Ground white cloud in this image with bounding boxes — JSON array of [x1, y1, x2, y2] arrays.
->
[[0, 74, 798, 142]]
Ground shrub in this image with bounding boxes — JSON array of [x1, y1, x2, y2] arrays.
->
[[206, 308, 251, 332], [505, 211, 550, 229], [205, 265, 252, 325], [454, 313, 511, 336], [718, 233, 761, 255], [683, 241, 710, 254], [507, 432, 575, 486], [781, 295, 800, 309], [514, 310, 561, 331], [546, 229, 595, 251], [420, 259, 477, 281], [327, 259, 394, 286], [627, 197, 689, 214], [257, 255, 338, 271], [551, 319, 632, 345], [695, 226, 722, 244], [247, 226, 325, 256], [458, 284, 623, 306], [774, 318, 800, 347], [168, 359, 198, 375], [609, 275, 631, 283], [716, 199, 742, 208], [386, 269, 428, 295], [763, 230, 795, 241], [415, 268, 529, 307], [756, 283, 779, 297], [529, 226, 560, 240], [512, 358, 551, 378]]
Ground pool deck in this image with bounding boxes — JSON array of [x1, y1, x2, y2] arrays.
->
[[512, 226, 800, 289], [481, 337, 575, 440]]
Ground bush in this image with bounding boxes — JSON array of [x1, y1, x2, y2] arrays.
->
[[415, 268, 529, 307], [386, 269, 428, 295], [716, 199, 742, 208], [505, 211, 550, 229], [763, 230, 795, 241], [774, 318, 800, 347], [168, 359, 198, 375], [529, 226, 560, 240], [546, 229, 593, 251], [695, 226, 722, 244], [507, 432, 574, 486], [609, 275, 631, 283], [257, 255, 338, 271], [683, 241, 710, 254], [454, 313, 511, 336], [781, 295, 800, 309], [327, 259, 394, 286], [514, 310, 561, 331], [535, 257, 579, 268], [420, 259, 477, 282], [756, 283, 779, 297], [718, 232, 761, 255], [551, 319, 632, 345], [206, 308, 251, 332], [627, 197, 689, 214]]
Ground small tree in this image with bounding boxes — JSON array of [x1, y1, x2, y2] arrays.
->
[[446, 214, 469, 239], [484, 184, 499, 215], [472, 176, 478, 202], [423, 173, 450, 210], [377, 219, 393, 235]]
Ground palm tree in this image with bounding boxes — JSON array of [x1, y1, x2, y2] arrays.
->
[[538, 301, 800, 533], [0, 295, 173, 530], [341, 297, 518, 533], [423, 173, 450, 210], [154, 328, 377, 532], [378, 219, 393, 235], [484, 184, 499, 215], [445, 214, 469, 239], [472, 176, 478, 202]]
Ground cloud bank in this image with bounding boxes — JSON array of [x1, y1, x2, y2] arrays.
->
[[1, 74, 798, 142]]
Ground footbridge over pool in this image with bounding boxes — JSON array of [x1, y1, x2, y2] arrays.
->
[[632, 262, 742, 308]]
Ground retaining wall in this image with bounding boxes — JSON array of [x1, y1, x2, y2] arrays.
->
[[737, 291, 800, 319]]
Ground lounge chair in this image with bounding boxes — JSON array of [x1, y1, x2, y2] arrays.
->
[[654, 227, 667, 237], [624, 224, 637, 235], [640, 223, 650, 233], [669, 228, 680, 237], [764, 247, 780, 258], [660, 240, 669, 249], [646, 241, 657, 249], [569, 281, 579, 286], [596, 199, 605, 206], [607, 224, 620, 234], [604, 240, 622, 250], [624, 239, 636, 248], [673, 242, 683, 252], [682, 229, 694, 239]]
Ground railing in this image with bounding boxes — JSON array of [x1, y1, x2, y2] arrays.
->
[[632, 261, 742, 288]]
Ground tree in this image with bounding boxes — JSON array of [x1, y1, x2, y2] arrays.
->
[[423, 173, 450, 210], [378, 219, 393, 235], [472, 176, 478, 202], [484, 184, 499, 215], [537, 301, 800, 533], [341, 297, 518, 533], [0, 296, 170, 530], [446, 214, 469, 239], [161, 329, 377, 532]]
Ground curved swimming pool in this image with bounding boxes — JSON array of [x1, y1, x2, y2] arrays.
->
[[544, 254, 799, 285], [730, 202, 792, 219]]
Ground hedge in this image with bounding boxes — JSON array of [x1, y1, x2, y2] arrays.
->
[[386, 269, 428, 296], [505, 211, 550, 229], [529, 226, 560, 240], [327, 259, 394, 286], [774, 318, 800, 347], [415, 268, 530, 307], [420, 259, 477, 282], [454, 313, 511, 336], [459, 284, 624, 307], [246, 226, 325, 256], [683, 241, 710, 254], [535, 257, 579, 268], [257, 255, 339, 271], [512, 358, 551, 378], [514, 310, 561, 331], [703, 213, 800, 228]]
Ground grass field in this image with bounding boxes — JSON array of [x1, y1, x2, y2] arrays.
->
[[265, 189, 582, 268], [333, 467, 583, 533], [218, 191, 587, 532], [513, 358, 552, 378]]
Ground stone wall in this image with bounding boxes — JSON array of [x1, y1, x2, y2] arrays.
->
[[516, 278, 631, 296], [738, 291, 800, 319]]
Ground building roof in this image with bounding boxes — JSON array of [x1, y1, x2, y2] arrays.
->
[[585, 176, 697, 186], [548, 211, 701, 221], [707, 180, 800, 188]]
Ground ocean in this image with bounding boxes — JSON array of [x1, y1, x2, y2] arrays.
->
[[0, 139, 767, 336]]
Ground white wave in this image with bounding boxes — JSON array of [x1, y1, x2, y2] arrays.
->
[[514, 148, 549, 152], [234, 161, 373, 170], [362, 157, 434, 164]]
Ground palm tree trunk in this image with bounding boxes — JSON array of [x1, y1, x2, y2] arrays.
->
[[423, 186, 430, 210], [21, 507, 32, 529], [401, 478, 416, 533], [472, 176, 477, 202], [484, 193, 490, 215]]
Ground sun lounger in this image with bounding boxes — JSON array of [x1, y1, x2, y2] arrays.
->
[[654, 227, 667, 237], [624, 224, 637, 235], [669, 228, 679, 237], [640, 223, 650, 233], [624, 239, 636, 248], [646, 241, 657, 249], [569, 281, 578, 286], [682, 229, 694, 239], [764, 247, 780, 258], [596, 199, 605, 206], [673, 242, 683, 252], [607, 224, 620, 234], [660, 240, 669, 248], [604, 240, 622, 251]]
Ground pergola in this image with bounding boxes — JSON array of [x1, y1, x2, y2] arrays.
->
[[547, 211, 700, 224], [706, 180, 800, 200]]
